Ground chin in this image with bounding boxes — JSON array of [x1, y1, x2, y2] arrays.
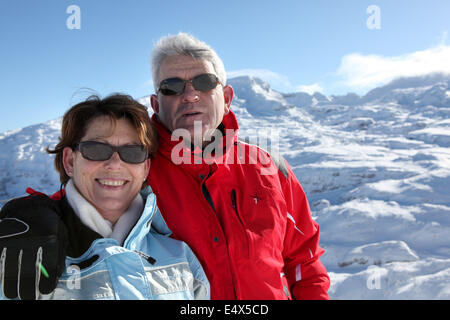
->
[[95, 198, 128, 211]]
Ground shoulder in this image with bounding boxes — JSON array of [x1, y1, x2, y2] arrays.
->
[[235, 139, 289, 180]]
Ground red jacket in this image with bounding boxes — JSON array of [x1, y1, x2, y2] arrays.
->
[[148, 111, 330, 300]]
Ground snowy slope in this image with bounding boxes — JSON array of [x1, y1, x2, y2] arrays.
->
[[1, 73, 449, 299], [0, 120, 62, 201]]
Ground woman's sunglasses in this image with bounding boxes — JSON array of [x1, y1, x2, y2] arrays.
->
[[76, 141, 148, 164], [158, 73, 221, 96]]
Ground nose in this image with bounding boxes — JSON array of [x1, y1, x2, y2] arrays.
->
[[181, 82, 200, 103], [104, 151, 123, 169]]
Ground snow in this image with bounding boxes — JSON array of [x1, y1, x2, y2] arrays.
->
[[1, 72, 450, 299]]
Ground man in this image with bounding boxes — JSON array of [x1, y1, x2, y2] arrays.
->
[[146, 33, 329, 299], [0, 33, 329, 300]]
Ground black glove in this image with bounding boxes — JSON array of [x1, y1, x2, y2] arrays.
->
[[0, 194, 68, 300]]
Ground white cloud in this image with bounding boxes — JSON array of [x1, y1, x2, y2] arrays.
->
[[336, 44, 450, 93], [296, 83, 324, 95]]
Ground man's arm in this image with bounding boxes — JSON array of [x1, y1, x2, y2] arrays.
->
[[279, 159, 330, 300]]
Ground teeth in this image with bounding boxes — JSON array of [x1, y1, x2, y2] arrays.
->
[[98, 179, 126, 186]]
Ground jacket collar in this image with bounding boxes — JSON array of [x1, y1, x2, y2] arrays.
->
[[122, 186, 172, 248]]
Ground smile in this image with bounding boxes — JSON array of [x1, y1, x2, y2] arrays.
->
[[96, 179, 128, 187]]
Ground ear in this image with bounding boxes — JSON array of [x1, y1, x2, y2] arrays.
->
[[223, 85, 234, 114], [150, 94, 160, 114], [62, 147, 75, 177], [143, 158, 151, 178]]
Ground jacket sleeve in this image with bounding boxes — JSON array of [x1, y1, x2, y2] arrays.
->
[[280, 160, 330, 300]]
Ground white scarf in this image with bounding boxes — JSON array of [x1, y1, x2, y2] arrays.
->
[[65, 179, 143, 245]]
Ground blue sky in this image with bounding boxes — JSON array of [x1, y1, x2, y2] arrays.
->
[[1, 0, 449, 133]]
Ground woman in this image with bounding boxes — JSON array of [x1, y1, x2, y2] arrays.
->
[[0, 94, 209, 300]]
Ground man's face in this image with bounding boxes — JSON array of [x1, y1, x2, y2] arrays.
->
[[151, 55, 233, 147]]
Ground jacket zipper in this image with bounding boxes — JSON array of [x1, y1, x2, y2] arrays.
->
[[203, 169, 238, 299]]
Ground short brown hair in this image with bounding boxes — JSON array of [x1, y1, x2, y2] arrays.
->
[[47, 93, 157, 185]]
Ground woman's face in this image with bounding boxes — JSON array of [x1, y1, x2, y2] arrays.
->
[[63, 116, 150, 224]]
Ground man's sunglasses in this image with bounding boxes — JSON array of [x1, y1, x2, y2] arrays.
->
[[158, 73, 221, 96], [76, 141, 148, 164]]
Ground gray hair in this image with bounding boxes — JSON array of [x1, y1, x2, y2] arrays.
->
[[151, 32, 227, 91]]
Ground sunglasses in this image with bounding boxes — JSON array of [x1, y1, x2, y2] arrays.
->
[[76, 141, 148, 164], [158, 73, 221, 96]]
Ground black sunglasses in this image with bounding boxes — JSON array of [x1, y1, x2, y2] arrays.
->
[[76, 141, 148, 164], [158, 73, 221, 96]]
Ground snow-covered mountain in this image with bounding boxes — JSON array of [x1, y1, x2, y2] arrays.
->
[[1, 73, 449, 299]]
